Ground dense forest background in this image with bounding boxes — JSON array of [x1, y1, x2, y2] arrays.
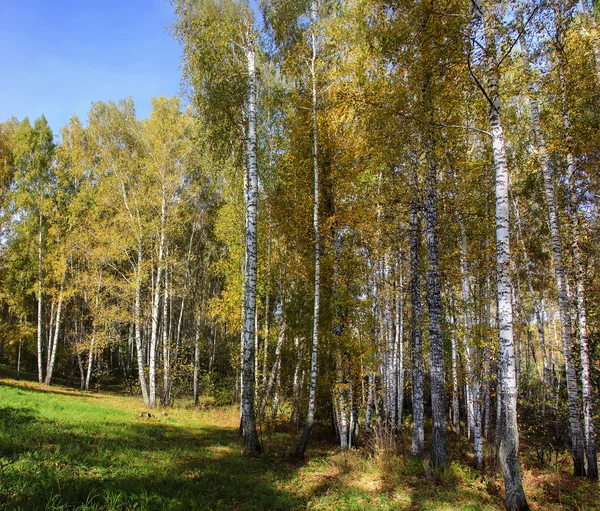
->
[[1, 0, 600, 509]]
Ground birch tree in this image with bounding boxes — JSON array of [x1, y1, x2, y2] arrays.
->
[[470, 1, 529, 508]]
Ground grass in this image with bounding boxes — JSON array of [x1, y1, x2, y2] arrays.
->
[[0, 376, 597, 510]]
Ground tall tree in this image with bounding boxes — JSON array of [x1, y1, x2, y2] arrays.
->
[[10, 116, 55, 384], [471, 1, 529, 508]]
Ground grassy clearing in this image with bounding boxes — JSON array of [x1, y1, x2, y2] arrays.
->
[[0, 378, 597, 510]]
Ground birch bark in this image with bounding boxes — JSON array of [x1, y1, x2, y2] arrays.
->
[[410, 196, 424, 459], [241, 29, 261, 453], [424, 126, 446, 468], [37, 209, 44, 383], [555, 10, 598, 476], [295, 0, 320, 459], [44, 267, 66, 385], [472, 1, 529, 507]]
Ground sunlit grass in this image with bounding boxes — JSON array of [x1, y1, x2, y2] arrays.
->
[[0, 377, 597, 510]]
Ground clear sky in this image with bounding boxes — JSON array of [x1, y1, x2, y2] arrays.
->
[[0, 0, 183, 135]]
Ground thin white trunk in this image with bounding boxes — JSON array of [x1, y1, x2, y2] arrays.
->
[[17, 339, 22, 380], [85, 329, 95, 391], [260, 324, 285, 418], [450, 316, 460, 435], [45, 267, 66, 385], [37, 208, 43, 383], [241, 34, 261, 453], [135, 244, 149, 405], [47, 300, 55, 370], [410, 195, 424, 459], [149, 187, 166, 409], [473, 1, 528, 506], [395, 263, 404, 430], [262, 286, 270, 391], [291, 336, 302, 426], [424, 124, 446, 468], [559, 31, 598, 478], [512, 194, 548, 387], [296, 0, 320, 459], [161, 270, 170, 406], [193, 303, 201, 406]]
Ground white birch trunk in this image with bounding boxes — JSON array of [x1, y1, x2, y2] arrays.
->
[[44, 267, 66, 385], [161, 271, 170, 406], [473, 1, 529, 506], [37, 208, 44, 384], [559, 34, 598, 478], [193, 303, 201, 406], [410, 196, 424, 459], [135, 245, 149, 405], [291, 336, 302, 427], [295, 0, 320, 459], [395, 263, 404, 430], [85, 329, 95, 392], [260, 324, 285, 419], [148, 188, 166, 408], [241, 34, 261, 453], [450, 316, 460, 435], [424, 136, 446, 468]]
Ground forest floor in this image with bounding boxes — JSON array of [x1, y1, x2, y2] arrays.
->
[[0, 374, 598, 510]]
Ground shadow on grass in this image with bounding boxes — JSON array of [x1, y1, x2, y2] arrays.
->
[[0, 398, 574, 511], [0, 380, 103, 399], [2, 382, 592, 511], [0, 398, 308, 511]]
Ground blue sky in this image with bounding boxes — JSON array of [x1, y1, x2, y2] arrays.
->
[[0, 0, 183, 135]]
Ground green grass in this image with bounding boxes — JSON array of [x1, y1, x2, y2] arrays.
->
[[0, 378, 597, 510]]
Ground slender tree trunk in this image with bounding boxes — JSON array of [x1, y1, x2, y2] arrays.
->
[[135, 245, 149, 406], [484, 345, 492, 440], [77, 353, 84, 390], [365, 370, 375, 430], [161, 271, 170, 406], [241, 34, 261, 454], [271, 351, 282, 422], [450, 317, 461, 435], [512, 194, 548, 389], [521, 5, 587, 476], [45, 267, 67, 385], [193, 303, 201, 406], [334, 350, 349, 450], [262, 285, 270, 392], [149, 190, 166, 409], [332, 231, 349, 448], [384, 257, 396, 426], [85, 329, 95, 392], [410, 196, 424, 459], [473, 1, 529, 507], [254, 305, 259, 399], [174, 296, 185, 368], [47, 300, 55, 370], [291, 336, 302, 427], [458, 214, 482, 466], [296, 0, 320, 459], [490, 95, 527, 502], [423, 119, 447, 468], [37, 208, 44, 384], [17, 339, 22, 380], [396, 264, 404, 431], [559, 42, 598, 479], [260, 324, 285, 419]]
